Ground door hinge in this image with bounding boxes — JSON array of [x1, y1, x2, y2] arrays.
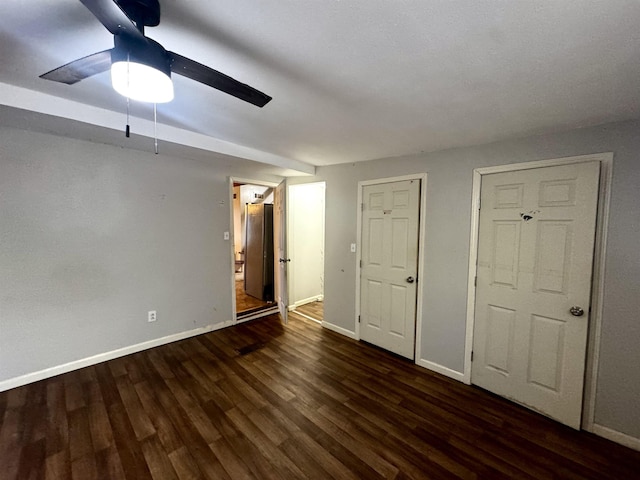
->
[[471, 351, 474, 362], [478, 196, 481, 210], [360, 259, 363, 268], [361, 203, 365, 212], [358, 315, 361, 323], [474, 276, 477, 287]]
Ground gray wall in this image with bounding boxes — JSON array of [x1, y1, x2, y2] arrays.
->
[[0, 126, 281, 383], [293, 119, 640, 439], [2, 118, 639, 441]]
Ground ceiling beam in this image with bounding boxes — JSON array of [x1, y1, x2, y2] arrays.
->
[[0, 82, 315, 176]]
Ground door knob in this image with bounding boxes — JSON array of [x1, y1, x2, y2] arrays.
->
[[569, 306, 584, 317], [279, 258, 290, 263], [406, 276, 415, 283]]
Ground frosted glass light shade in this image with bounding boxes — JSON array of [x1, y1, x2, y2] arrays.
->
[[111, 61, 174, 103]]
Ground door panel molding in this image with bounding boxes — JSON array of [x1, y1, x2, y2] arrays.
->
[[463, 153, 613, 432], [355, 173, 428, 362]]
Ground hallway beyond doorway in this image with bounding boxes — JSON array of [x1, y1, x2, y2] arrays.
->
[[292, 301, 323, 323]]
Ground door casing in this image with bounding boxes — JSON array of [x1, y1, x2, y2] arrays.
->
[[228, 177, 280, 323], [355, 173, 428, 363], [464, 153, 613, 431]]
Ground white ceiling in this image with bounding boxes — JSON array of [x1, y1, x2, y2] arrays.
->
[[1, 1, 639, 175]]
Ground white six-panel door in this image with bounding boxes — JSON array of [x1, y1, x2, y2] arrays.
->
[[472, 161, 600, 428], [360, 179, 420, 359]]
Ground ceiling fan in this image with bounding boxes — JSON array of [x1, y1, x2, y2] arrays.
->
[[40, 0, 272, 107]]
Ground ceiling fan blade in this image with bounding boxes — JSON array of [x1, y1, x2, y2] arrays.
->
[[80, 0, 147, 43], [40, 49, 114, 85], [168, 52, 272, 108]]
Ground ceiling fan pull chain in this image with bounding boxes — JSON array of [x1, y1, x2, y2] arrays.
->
[[154, 102, 158, 155], [125, 96, 130, 138]]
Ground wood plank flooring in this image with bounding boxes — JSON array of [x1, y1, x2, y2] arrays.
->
[[294, 301, 323, 322], [235, 277, 271, 314], [1, 313, 639, 479]]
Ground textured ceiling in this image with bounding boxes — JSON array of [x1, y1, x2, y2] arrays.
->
[[1, 0, 639, 174]]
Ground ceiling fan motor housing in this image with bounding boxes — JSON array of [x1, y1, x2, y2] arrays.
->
[[111, 34, 171, 78], [110, 33, 174, 102], [40, 0, 272, 106]]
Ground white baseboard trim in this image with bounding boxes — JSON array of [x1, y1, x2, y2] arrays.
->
[[291, 295, 324, 309], [416, 359, 465, 382], [236, 306, 279, 323], [321, 321, 357, 340], [292, 311, 322, 324], [591, 424, 640, 451], [0, 322, 226, 393]]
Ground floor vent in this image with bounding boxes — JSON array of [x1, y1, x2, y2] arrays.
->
[[236, 342, 265, 356]]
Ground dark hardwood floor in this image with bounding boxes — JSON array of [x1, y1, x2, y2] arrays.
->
[[1, 313, 639, 479], [235, 276, 271, 314], [294, 301, 324, 323]]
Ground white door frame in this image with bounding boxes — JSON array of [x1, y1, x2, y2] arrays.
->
[[228, 176, 280, 323], [463, 153, 613, 431], [355, 173, 428, 361], [287, 181, 326, 310]]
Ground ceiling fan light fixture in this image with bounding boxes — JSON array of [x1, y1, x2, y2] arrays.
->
[[40, 0, 271, 107], [111, 60, 174, 103]]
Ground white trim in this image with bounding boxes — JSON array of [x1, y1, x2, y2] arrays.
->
[[289, 295, 324, 309], [228, 177, 280, 324], [292, 311, 323, 325], [0, 322, 225, 393], [322, 321, 358, 340], [591, 424, 640, 452], [582, 155, 614, 432], [355, 173, 428, 363], [228, 176, 238, 323], [463, 152, 614, 429], [355, 182, 363, 340], [236, 306, 279, 324], [413, 174, 429, 364], [358, 173, 428, 186], [416, 360, 465, 382], [462, 169, 483, 384], [472, 152, 612, 175]]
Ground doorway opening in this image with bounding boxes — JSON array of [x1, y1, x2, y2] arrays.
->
[[286, 182, 326, 323], [229, 178, 327, 325], [231, 180, 279, 321]]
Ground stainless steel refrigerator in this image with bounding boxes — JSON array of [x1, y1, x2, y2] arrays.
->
[[244, 203, 274, 301]]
